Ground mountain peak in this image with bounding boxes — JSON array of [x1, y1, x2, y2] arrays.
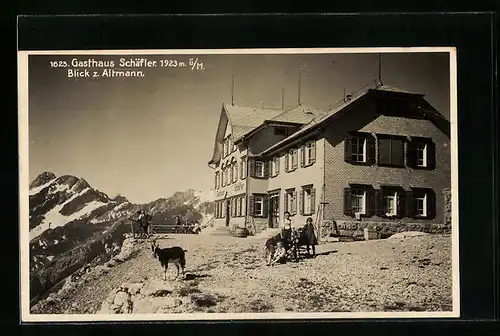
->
[[30, 172, 57, 189]]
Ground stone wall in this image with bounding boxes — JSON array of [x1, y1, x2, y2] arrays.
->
[[319, 219, 450, 240]]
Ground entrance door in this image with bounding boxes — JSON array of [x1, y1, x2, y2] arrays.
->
[[269, 193, 280, 228], [225, 200, 231, 226]]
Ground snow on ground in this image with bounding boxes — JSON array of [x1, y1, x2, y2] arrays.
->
[[29, 177, 57, 196], [30, 191, 106, 241]]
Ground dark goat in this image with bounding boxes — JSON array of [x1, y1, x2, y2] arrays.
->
[[150, 238, 187, 280]]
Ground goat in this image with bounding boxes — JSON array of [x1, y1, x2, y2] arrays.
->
[[150, 237, 187, 280]]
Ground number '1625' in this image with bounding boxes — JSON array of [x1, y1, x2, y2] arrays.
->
[[50, 61, 68, 68]]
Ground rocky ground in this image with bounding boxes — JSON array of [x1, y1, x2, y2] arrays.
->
[[31, 232, 453, 314]]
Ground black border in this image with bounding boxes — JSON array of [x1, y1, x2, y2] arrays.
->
[[12, 9, 499, 335]]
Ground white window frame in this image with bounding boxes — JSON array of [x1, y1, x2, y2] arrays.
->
[[385, 191, 398, 217], [286, 189, 295, 213], [351, 189, 366, 215], [255, 161, 265, 178], [288, 148, 297, 170], [240, 158, 247, 179], [254, 196, 264, 216], [416, 142, 428, 167], [271, 156, 279, 176], [351, 136, 367, 163], [415, 194, 427, 217], [305, 141, 314, 165], [303, 188, 312, 215]]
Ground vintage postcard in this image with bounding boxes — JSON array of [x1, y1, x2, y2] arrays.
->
[[18, 47, 459, 322]]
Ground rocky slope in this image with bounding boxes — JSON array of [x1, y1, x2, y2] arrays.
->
[[31, 233, 453, 315], [28, 172, 214, 305]]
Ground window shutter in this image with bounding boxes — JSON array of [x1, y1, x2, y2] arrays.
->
[[276, 157, 280, 176], [299, 190, 304, 215], [427, 140, 436, 170], [292, 149, 298, 170], [366, 135, 376, 165], [284, 192, 289, 212], [263, 160, 269, 178], [310, 188, 316, 214], [426, 189, 436, 219], [406, 190, 415, 218], [375, 189, 385, 217], [300, 145, 305, 167], [249, 159, 255, 178], [310, 141, 316, 164], [263, 196, 269, 217], [366, 187, 375, 217], [344, 134, 353, 163], [406, 140, 417, 168], [248, 195, 254, 217], [242, 195, 247, 216], [292, 190, 297, 215], [285, 152, 289, 172], [343, 188, 353, 216], [392, 138, 405, 166], [231, 198, 235, 217], [397, 190, 406, 218], [268, 161, 273, 177]]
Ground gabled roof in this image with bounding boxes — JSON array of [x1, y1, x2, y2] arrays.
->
[[270, 104, 328, 124], [256, 81, 447, 157], [223, 103, 283, 141]]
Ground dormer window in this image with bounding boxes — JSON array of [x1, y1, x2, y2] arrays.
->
[[274, 127, 288, 136]]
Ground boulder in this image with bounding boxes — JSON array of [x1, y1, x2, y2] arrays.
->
[[140, 279, 175, 297]]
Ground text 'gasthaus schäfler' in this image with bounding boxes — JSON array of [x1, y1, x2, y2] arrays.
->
[[49, 57, 206, 79]]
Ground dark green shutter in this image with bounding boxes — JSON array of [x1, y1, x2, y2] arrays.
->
[[378, 137, 391, 165], [392, 138, 405, 166], [375, 189, 385, 217], [248, 195, 254, 217], [366, 187, 375, 217], [427, 140, 436, 170], [406, 140, 417, 168], [263, 160, 269, 178], [299, 190, 304, 215], [310, 188, 316, 214], [406, 190, 415, 218], [397, 190, 406, 218], [263, 195, 269, 217], [366, 135, 376, 165], [310, 141, 316, 164], [343, 187, 353, 216], [426, 189, 436, 219], [249, 159, 255, 178], [285, 152, 289, 172], [344, 135, 353, 163], [300, 145, 305, 167]]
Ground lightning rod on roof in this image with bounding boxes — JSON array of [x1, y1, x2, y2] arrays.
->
[[231, 73, 235, 105], [378, 53, 383, 85]]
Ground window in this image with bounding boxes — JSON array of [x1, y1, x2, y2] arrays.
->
[[284, 189, 297, 215], [274, 127, 288, 136], [351, 137, 366, 162], [351, 190, 366, 215], [407, 137, 436, 170], [233, 163, 238, 183], [301, 140, 317, 167], [384, 191, 397, 216], [415, 194, 427, 217], [229, 164, 233, 184], [407, 188, 436, 219], [240, 157, 247, 179], [241, 195, 246, 216], [416, 143, 427, 167], [377, 134, 405, 167], [255, 161, 265, 178], [254, 196, 264, 216], [214, 172, 220, 190], [270, 156, 280, 177], [236, 197, 241, 216], [300, 186, 316, 215], [344, 185, 375, 217], [285, 148, 298, 172], [344, 132, 375, 165], [221, 168, 225, 187]]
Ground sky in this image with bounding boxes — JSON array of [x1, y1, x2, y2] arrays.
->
[[28, 51, 451, 203]]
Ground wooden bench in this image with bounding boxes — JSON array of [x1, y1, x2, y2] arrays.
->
[[151, 224, 197, 234]]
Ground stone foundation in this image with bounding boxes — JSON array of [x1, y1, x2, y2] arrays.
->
[[444, 188, 452, 227], [319, 219, 450, 240]]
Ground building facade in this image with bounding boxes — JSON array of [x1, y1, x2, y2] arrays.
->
[[208, 81, 451, 238]]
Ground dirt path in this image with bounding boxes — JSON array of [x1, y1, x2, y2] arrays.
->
[[35, 233, 453, 314]]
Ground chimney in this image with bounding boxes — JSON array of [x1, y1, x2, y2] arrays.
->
[[260, 101, 264, 108], [345, 94, 352, 102]]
